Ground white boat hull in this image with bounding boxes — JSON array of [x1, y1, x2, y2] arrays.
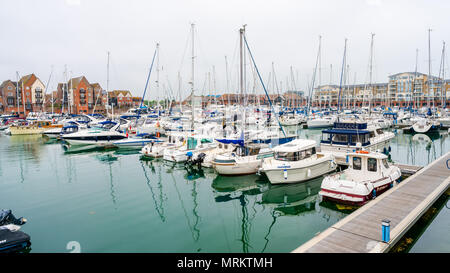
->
[[262, 156, 337, 184]]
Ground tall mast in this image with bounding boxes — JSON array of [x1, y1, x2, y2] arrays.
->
[[190, 23, 195, 130], [428, 28, 432, 108], [337, 38, 347, 112], [156, 43, 160, 115], [239, 25, 246, 136], [413, 49, 419, 109], [319, 35, 322, 88], [16, 71, 19, 115], [106, 52, 110, 117], [440, 41, 445, 108], [368, 33, 375, 115], [44, 66, 53, 114], [307, 35, 321, 115]]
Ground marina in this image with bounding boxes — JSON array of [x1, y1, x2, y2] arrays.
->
[[1, 0, 450, 257]]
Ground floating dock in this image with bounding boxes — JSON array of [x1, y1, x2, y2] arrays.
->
[[292, 151, 450, 253]]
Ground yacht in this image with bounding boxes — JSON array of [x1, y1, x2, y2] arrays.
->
[[212, 142, 273, 176], [279, 114, 304, 126], [9, 120, 62, 135], [163, 135, 216, 163], [403, 118, 441, 134], [140, 132, 185, 158], [320, 121, 394, 165], [306, 115, 336, 129], [319, 150, 401, 205], [61, 120, 127, 146], [186, 140, 236, 168], [260, 139, 337, 184], [112, 133, 164, 149]]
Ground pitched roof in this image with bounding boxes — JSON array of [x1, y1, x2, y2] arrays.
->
[[68, 76, 89, 89], [19, 74, 36, 86]]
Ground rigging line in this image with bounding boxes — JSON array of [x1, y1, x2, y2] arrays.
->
[[178, 28, 192, 73], [243, 35, 286, 137], [138, 45, 158, 116]]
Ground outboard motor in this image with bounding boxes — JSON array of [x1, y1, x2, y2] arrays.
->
[[0, 209, 30, 253], [185, 152, 206, 168]]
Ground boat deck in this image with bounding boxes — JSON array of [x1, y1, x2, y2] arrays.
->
[[292, 151, 450, 253]]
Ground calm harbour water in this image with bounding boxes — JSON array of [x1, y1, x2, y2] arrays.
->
[[0, 127, 448, 253]]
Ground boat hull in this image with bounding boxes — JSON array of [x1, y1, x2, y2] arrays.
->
[[263, 158, 337, 184]]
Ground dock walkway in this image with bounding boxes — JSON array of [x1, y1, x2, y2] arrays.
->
[[292, 151, 450, 253]]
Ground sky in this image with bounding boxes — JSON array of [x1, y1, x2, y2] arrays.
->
[[1, 0, 450, 100]]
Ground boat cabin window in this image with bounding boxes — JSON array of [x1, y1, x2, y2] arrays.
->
[[368, 158, 377, 172], [382, 158, 389, 169], [101, 122, 115, 130], [332, 134, 348, 143], [376, 129, 384, 135], [275, 148, 315, 161], [350, 134, 369, 144], [352, 157, 362, 170], [369, 131, 375, 138], [322, 133, 331, 141]]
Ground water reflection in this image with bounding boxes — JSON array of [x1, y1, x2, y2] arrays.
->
[[141, 160, 167, 222], [260, 177, 322, 216]]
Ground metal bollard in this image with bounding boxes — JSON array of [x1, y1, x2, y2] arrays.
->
[[382, 219, 391, 242]]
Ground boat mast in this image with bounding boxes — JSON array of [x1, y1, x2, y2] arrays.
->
[[439, 41, 445, 108], [44, 66, 53, 115], [368, 33, 375, 115], [428, 28, 432, 108], [156, 43, 160, 117], [240, 25, 246, 137], [337, 38, 347, 113], [190, 23, 195, 131], [225, 55, 230, 106], [15, 71, 19, 115], [308, 35, 321, 115], [106, 51, 110, 117], [412, 49, 419, 110]]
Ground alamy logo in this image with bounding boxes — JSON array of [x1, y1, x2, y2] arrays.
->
[[66, 241, 81, 253]]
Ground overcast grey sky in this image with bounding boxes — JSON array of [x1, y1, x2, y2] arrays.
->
[[1, 0, 450, 100]]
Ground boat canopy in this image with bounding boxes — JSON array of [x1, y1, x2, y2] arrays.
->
[[273, 139, 316, 153], [215, 138, 245, 146]]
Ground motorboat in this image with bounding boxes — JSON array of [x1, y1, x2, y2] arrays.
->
[[9, 120, 63, 135], [260, 139, 337, 184], [212, 142, 273, 176], [279, 114, 304, 126], [306, 115, 336, 129], [140, 131, 186, 158], [408, 118, 441, 134], [0, 209, 30, 253], [185, 140, 235, 168], [163, 135, 216, 163], [319, 150, 401, 205], [320, 121, 395, 165], [42, 121, 88, 139], [61, 120, 127, 146], [112, 133, 164, 149]]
